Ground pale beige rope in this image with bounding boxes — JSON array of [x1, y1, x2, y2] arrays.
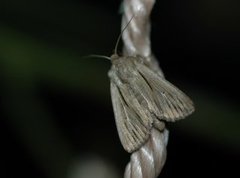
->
[[122, 0, 164, 77], [121, 0, 169, 178], [124, 129, 169, 178]]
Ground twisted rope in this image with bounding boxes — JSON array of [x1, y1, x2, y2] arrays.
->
[[124, 129, 169, 178], [121, 0, 164, 77], [121, 0, 169, 177]]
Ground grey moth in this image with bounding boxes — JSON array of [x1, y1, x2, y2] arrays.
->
[[108, 54, 194, 153], [91, 16, 194, 153]]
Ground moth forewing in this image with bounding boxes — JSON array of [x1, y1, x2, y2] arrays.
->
[[120, 84, 153, 129], [136, 62, 195, 121], [110, 81, 152, 153], [110, 82, 132, 151]]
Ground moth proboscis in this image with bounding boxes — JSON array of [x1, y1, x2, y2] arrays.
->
[[92, 16, 195, 153]]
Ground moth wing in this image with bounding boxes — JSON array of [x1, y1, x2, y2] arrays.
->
[[130, 70, 162, 117], [110, 82, 152, 153], [136, 63, 195, 121]]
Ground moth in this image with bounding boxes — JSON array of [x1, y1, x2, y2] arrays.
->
[[92, 17, 194, 153]]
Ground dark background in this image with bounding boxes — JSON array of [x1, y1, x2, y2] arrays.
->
[[1, 0, 239, 178]]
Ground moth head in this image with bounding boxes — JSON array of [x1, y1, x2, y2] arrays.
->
[[110, 54, 119, 61]]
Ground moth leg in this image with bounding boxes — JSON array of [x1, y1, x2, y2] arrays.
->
[[153, 118, 165, 132]]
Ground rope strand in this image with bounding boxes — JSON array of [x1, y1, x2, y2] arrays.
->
[[124, 129, 169, 178], [122, 0, 164, 77], [121, 0, 169, 177]]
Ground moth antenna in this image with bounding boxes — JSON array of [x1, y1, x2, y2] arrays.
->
[[114, 15, 135, 55], [83, 54, 111, 61]]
